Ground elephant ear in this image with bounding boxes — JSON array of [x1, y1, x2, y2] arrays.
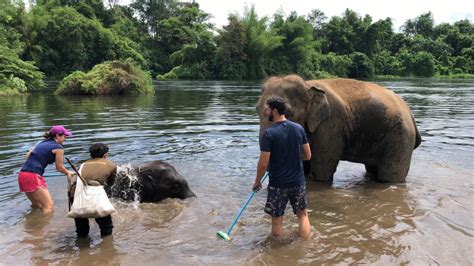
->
[[306, 86, 330, 133]]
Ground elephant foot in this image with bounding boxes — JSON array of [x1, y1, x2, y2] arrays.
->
[[374, 169, 408, 183], [307, 172, 334, 183]]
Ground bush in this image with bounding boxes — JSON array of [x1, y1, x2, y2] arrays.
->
[[349, 52, 374, 80], [317, 53, 352, 77], [412, 51, 435, 77], [373, 50, 399, 75], [157, 63, 211, 80], [56, 59, 153, 95], [0, 74, 28, 95]]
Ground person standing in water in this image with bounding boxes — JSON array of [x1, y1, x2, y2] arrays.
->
[[253, 97, 312, 239], [18, 125, 75, 213], [72, 143, 117, 238]]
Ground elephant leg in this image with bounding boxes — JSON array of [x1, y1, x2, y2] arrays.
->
[[303, 160, 311, 176], [310, 157, 340, 182], [365, 164, 378, 175], [308, 132, 343, 183], [375, 143, 412, 182]]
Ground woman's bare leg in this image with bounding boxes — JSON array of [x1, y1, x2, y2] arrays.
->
[[25, 188, 54, 214]]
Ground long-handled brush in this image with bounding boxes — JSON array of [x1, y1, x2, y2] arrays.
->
[[217, 172, 268, 240]]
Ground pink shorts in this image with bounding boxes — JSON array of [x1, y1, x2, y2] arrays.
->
[[18, 171, 48, 193]]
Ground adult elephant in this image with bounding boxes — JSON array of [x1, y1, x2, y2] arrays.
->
[[109, 161, 196, 202], [257, 75, 421, 183]]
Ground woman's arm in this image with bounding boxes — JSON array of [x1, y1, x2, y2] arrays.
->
[[53, 149, 74, 179], [24, 149, 32, 160]]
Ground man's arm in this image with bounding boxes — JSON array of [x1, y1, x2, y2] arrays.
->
[[302, 143, 311, 161], [254, 151, 270, 191]]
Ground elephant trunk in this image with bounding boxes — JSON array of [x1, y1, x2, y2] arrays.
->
[[183, 189, 196, 199]]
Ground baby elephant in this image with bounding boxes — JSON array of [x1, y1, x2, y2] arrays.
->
[[109, 160, 196, 202]]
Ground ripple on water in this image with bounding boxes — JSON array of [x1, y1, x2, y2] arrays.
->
[[0, 79, 472, 264]]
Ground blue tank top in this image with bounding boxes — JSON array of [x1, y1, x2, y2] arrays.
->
[[260, 120, 308, 188], [21, 139, 63, 176]]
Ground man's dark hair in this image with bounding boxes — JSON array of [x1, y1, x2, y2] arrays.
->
[[89, 143, 109, 158], [266, 97, 287, 115]]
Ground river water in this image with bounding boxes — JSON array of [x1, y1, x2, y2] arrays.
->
[[0, 79, 472, 265]]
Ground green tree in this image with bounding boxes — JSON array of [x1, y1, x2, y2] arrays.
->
[[23, 5, 144, 77], [155, 2, 215, 79], [0, 0, 44, 94], [307, 8, 327, 38], [320, 16, 353, 54], [364, 18, 394, 57], [241, 5, 283, 79], [402, 12, 434, 38], [267, 11, 317, 76], [214, 14, 247, 80]]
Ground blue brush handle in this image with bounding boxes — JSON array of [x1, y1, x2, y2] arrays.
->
[[226, 172, 269, 236]]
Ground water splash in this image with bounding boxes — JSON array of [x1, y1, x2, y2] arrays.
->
[[109, 164, 141, 206]]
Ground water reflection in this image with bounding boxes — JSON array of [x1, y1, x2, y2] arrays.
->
[[21, 209, 55, 255]]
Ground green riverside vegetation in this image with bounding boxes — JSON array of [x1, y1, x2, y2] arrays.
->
[[55, 59, 153, 95], [0, 0, 472, 95]]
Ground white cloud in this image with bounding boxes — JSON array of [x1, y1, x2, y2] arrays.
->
[[196, 0, 474, 30]]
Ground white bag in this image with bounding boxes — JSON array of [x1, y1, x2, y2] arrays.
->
[[67, 164, 116, 218]]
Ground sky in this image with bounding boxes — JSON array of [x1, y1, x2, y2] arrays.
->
[[195, 0, 474, 30]]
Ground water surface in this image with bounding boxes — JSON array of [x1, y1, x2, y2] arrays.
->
[[0, 79, 472, 264]]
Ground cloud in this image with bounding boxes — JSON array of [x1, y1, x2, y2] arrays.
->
[[196, 0, 474, 30]]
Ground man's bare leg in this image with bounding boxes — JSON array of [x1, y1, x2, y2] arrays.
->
[[271, 216, 284, 237], [297, 209, 311, 239]]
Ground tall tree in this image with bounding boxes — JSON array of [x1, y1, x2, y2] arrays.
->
[[402, 12, 434, 38], [241, 5, 282, 79], [267, 11, 317, 76], [214, 14, 247, 80]]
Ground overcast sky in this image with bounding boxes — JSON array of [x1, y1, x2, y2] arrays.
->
[[195, 0, 473, 30]]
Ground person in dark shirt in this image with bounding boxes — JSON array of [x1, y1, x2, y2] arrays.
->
[[72, 143, 117, 238], [253, 97, 312, 239], [18, 125, 75, 214]]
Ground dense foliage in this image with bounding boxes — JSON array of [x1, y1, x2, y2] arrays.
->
[[56, 59, 153, 95], [0, 0, 473, 94], [0, 0, 44, 95]]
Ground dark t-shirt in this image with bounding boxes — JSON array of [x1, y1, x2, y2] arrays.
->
[[260, 120, 308, 188], [21, 139, 63, 176]]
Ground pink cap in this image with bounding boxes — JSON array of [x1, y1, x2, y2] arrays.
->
[[50, 125, 72, 137]]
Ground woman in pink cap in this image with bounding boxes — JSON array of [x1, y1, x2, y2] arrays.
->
[[18, 125, 75, 213]]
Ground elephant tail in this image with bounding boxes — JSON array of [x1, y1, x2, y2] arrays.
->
[[412, 115, 422, 150]]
